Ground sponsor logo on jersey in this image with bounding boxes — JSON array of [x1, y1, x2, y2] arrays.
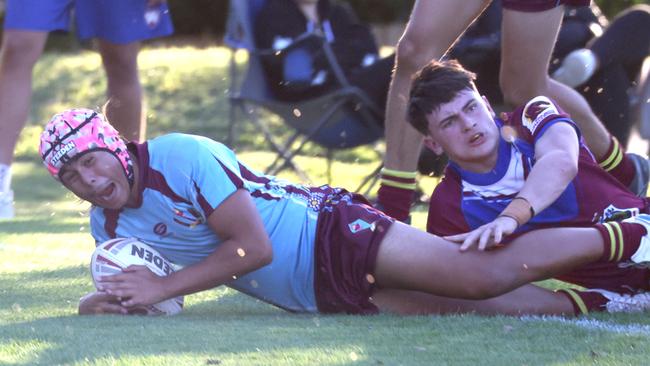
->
[[153, 222, 168, 235], [172, 207, 204, 228], [522, 96, 558, 134], [348, 219, 373, 233]]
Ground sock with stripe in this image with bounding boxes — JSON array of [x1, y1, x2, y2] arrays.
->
[[594, 221, 647, 262], [558, 288, 609, 315], [597, 136, 635, 186], [376, 168, 416, 222]]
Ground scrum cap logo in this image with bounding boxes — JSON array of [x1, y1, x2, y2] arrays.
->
[[50, 141, 77, 167], [522, 96, 558, 134]]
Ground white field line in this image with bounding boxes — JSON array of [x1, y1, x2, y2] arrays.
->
[[520, 315, 650, 337]]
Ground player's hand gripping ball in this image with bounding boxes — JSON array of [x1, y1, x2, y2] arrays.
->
[[90, 237, 184, 315]]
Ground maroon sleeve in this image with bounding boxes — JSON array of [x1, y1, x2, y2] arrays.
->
[[504, 96, 577, 143], [426, 168, 471, 236]]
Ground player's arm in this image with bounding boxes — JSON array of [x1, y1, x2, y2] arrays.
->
[[517, 121, 580, 218], [160, 188, 273, 299], [99, 189, 273, 307], [449, 121, 580, 251]]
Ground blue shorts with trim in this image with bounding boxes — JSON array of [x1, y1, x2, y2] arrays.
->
[[4, 0, 173, 44]]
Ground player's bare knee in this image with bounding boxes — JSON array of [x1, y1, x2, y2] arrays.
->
[[501, 82, 534, 107], [395, 36, 433, 76], [499, 74, 548, 106], [0, 36, 43, 68], [460, 268, 516, 299]]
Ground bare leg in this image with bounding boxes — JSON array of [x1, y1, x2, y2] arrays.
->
[[383, 0, 491, 171], [97, 40, 145, 142], [374, 222, 603, 300], [499, 7, 611, 158], [0, 30, 48, 165], [372, 284, 574, 316]]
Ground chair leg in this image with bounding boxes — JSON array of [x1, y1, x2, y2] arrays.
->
[[226, 51, 240, 147], [355, 162, 383, 196], [227, 98, 239, 147], [265, 130, 304, 174], [244, 107, 310, 181], [270, 98, 348, 178]]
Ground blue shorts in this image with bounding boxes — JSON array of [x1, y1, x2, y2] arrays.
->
[[4, 0, 173, 44]]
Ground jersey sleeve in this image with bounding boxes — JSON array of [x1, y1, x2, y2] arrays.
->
[[89, 206, 110, 245], [426, 168, 471, 236], [507, 96, 580, 143], [182, 136, 246, 219]]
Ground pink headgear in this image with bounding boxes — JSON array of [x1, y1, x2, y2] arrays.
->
[[39, 108, 134, 184]]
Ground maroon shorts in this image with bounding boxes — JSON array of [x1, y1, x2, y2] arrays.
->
[[313, 192, 394, 315], [502, 0, 590, 12]]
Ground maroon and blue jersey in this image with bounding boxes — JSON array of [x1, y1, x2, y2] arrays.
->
[[428, 96, 650, 291]]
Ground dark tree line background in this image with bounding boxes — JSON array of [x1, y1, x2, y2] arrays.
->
[[167, 0, 646, 38], [0, 0, 645, 45]]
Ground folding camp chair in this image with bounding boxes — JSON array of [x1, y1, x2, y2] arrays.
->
[[224, 0, 384, 192]]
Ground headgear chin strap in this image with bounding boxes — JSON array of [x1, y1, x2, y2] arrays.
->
[[39, 108, 134, 186]]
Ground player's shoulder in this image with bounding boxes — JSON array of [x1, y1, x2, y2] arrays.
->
[[430, 168, 462, 202], [148, 133, 231, 159], [519, 96, 564, 131]]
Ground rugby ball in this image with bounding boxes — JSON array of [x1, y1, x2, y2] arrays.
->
[[90, 237, 184, 316]]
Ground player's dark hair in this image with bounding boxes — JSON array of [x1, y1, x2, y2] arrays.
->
[[407, 59, 477, 135]]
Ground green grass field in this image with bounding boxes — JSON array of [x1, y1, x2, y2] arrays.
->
[[2, 47, 650, 365]]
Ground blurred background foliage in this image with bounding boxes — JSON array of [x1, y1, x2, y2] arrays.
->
[[164, 0, 645, 36], [0, 0, 646, 42]]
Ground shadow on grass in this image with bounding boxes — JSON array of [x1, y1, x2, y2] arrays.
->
[[11, 163, 70, 203], [0, 217, 88, 234], [1, 266, 90, 312], [3, 266, 649, 365]]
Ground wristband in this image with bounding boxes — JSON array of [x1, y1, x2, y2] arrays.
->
[[498, 196, 535, 227]]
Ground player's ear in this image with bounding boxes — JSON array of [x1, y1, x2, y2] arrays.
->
[[482, 95, 496, 117], [423, 136, 444, 156]]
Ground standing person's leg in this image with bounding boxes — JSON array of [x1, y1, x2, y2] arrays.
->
[[589, 5, 650, 76], [0, 31, 48, 219], [581, 66, 632, 145], [76, 0, 173, 142], [554, 5, 650, 144], [378, 0, 490, 221], [500, 7, 611, 158], [500, 6, 647, 195], [97, 41, 145, 142]]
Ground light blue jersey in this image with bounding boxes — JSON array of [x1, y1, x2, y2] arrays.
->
[[90, 133, 340, 312]]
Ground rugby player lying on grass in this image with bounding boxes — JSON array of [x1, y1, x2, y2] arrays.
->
[[409, 59, 650, 316], [39, 108, 650, 316]]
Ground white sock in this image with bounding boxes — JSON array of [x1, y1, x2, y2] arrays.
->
[[0, 164, 11, 193]]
